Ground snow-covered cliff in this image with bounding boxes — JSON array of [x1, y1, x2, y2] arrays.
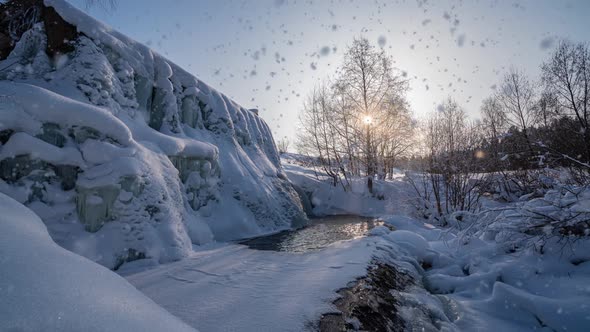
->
[[0, 0, 306, 269]]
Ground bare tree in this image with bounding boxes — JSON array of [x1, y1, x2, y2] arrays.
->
[[542, 40, 590, 161], [297, 37, 412, 185], [332, 81, 361, 176], [336, 37, 408, 176], [418, 98, 485, 216], [277, 138, 290, 154], [536, 91, 560, 128], [375, 95, 414, 179], [481, 96, 506, 170], [496, 68, 538, 148], [297, 83, 347, 188]]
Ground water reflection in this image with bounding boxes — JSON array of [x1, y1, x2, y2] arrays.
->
[[241, 215, 383, 252]]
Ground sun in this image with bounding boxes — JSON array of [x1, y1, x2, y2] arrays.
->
[[363, 115, 373, 125]]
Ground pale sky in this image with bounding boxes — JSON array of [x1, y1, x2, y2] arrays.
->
[[69, 0, 590, 143]]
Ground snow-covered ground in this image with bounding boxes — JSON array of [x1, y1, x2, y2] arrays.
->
[[382, 214, 590, 331], [282, 154, 414, 217], [0, 192, 195, 332], [123, 239, 383, 331]]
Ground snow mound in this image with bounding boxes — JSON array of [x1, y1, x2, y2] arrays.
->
[[0, 0, 306, 268], [0, 192, 196, 332], [378, 208, 590, 332], [385, 230, 430, 261]]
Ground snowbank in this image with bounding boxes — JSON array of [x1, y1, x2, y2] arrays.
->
[[0, 193, 196, 332], [380, 204, 590, 332]]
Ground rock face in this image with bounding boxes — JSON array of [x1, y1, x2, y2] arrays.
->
[[0, 0, 306, 269], [0, 0, 77, 60]]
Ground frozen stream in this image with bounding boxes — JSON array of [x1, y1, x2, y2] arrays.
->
[[123, 215, 391, 331], [240, 215, 384, 252]]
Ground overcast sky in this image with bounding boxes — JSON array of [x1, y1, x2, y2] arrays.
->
[[69, 0, 590, 143]]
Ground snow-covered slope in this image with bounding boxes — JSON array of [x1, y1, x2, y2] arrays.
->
[[282, 155, 414, 217], [0, 0, 306, 269], [0, 192, 196, 332]]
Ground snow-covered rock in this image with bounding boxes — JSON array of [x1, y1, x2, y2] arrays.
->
[[0, 0, 306, 269]]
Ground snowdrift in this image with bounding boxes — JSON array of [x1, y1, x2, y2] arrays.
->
[[0, 192, 196, 332], [0, 0, 306, 268]]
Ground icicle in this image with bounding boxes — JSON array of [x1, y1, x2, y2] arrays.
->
[[76, 184, 120, 232]]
